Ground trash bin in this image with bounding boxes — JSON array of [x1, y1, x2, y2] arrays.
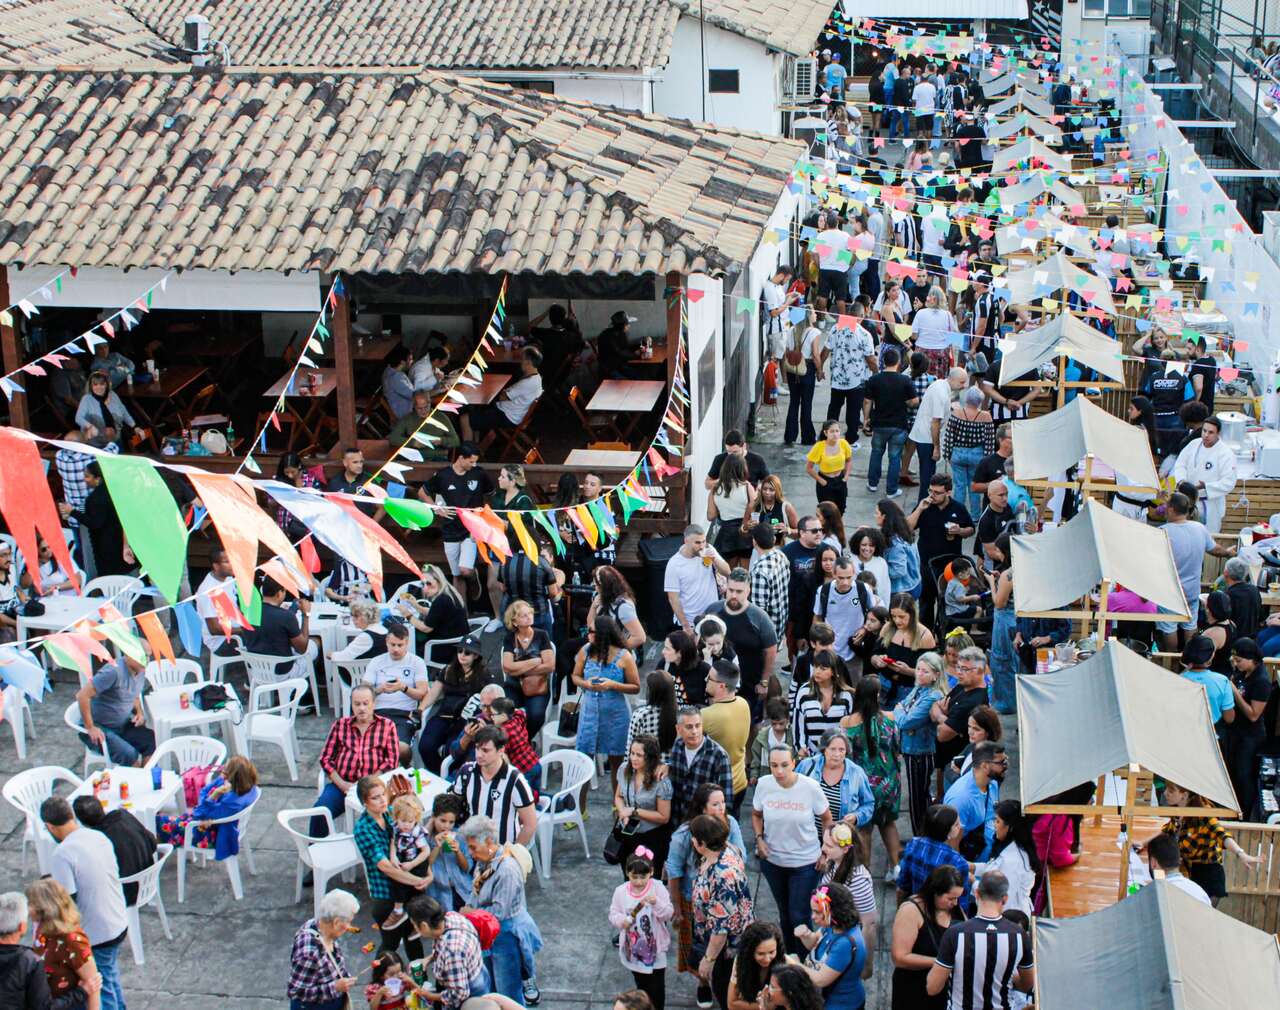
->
[[638, 535, 683, 632]]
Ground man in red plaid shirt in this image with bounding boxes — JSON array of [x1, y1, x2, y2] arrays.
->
[[310, 684, 398, 837]]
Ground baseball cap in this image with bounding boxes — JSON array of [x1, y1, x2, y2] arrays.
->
[[1181, 635, 1215, 667], [458, 634, 483, 655], [611, 311, 638, 327]]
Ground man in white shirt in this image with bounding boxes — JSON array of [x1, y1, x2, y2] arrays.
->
[[816, 212, 852, 305], [763, 265, 798, 361], [913, 76, 938, 140], [460, 345, 543, 442], [812, 555, 869, 662], [1171, 415, 1238, 533], [195, 547, 237, 657], [42, 796, 129, 1010], [1145, 834, 1211, 905], [362, 620, 430, 765], [409, 344, 450, 391], [1156, 492, 1235, 651], [907, 368, 968, 502], [664, 524, 730, 636]]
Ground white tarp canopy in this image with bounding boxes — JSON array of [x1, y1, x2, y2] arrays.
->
[[987, 88, 1057, 119], [1010, 498, 1189, 617], [991, 138, 1071, 175], [997, 214, 1096, 257], [846, 0, 1028, 16], [996, 175, 1086, 214], [1035, 882, 1280, 1010], [986, 111, 1063, 143], [1000, 250, 1117, 314], [982, 67, 1040, 96], [1011, 395, 1159, 490], [1017, 640, 1236, 811], [996, 312, 1125, 386]]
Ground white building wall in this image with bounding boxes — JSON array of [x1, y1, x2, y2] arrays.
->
[[686, 272, 726, 526], [551, 75, 651, 113], [654, 18, 783, 133]]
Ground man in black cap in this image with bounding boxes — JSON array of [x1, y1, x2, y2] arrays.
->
[[598, 310, 639, 380], [1179, 634, 1236, 731]]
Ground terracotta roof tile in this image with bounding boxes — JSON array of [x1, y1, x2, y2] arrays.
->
[[0, 67, 801, 276], [0, 0, 174, 65]]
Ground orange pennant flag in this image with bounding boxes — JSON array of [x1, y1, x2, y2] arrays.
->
[[574, 505, 600, 548], [136, 611, 175, 664]]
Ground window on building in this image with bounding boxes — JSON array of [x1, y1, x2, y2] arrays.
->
[[708, 69, 740, 93], [1084, 0, 1150, 17]]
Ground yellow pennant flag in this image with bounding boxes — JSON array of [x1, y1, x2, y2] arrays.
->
[[575, 504, 600, 549], [894, 323, 913, 341], [507, 511, 540, 566], [949, 277, 969, 293]]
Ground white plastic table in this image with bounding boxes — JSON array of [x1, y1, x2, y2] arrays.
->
[[146, 682, 246, 755], [17, 596, 105, 666], [37, 766, 184, 868], [342, 768, 449, 833]]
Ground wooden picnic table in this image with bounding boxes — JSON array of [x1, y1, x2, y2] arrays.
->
[[629, 343, 669, 366], [448, 373, 511, 405], [564, 448, 642, 469], [587, 379, 666, 440], [1046, 813, 1165, 918], [122, 363, 210, 448], [263, 367, 338, 450], [352, 334, 400, 362]]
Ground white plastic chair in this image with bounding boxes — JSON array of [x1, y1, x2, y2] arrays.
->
[[331, 657, 371, 718], [205, 635, 246, 684], [120, 843, 174, 964], [439, 754, 455, 781], [3, 684, 35, 759], [532, 749, 595, 880], [424, 635, 467, 675], [244, 678, 308, 780], [145, 735, 226, 777], [144, 658, 204, 691], [64, 701, 110, 776], [540, 680, 583, 755], [176, 792, 258, 902], [84, 574, 146, 615], [3, 766, 83, 873], [277, 807, 366, 919], [241, 647, 321, 716]]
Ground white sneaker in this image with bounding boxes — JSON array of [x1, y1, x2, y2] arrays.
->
[[885, 863, 900, 884], [483, 618, 503, 633], [887, 489, 902, 499]]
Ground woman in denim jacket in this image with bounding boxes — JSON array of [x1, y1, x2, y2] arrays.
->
[[796, 731, 875, 830], [892, 652, 944, 837], [876, 500, 921, 597]]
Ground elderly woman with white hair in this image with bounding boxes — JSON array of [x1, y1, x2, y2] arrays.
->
[[911, 286, 959, 379], [330, 598, 389, 662], [0, 891, 54, 1007], [286, 889, 360, 1010], [942, 385, 995, 520], [458, 815, 543, 1007]]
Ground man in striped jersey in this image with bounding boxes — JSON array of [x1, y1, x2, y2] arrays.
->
[[927, 870, 1035, 1009], [449, 725, 537, 847]]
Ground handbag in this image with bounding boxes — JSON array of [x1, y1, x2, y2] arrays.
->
[[603, 816, 639, 865], [193, 684, 232, 711], [556, 700, 579, 737]]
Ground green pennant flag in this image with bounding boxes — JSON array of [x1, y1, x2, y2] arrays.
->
[[239, 584, 262, 627], [96, 454, 188, 604], [96, 621, 148, 665], [383, 498, 436, 531], [587, 500, 614, 542], [529, 509, 565, 555], [618, 487, 646, 524], [42, 638, 83, 673]]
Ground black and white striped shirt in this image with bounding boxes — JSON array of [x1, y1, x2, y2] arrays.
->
[[450, 761, 535, 845], [791, 686, 855, 756], [934, 914, 1033, 1010]]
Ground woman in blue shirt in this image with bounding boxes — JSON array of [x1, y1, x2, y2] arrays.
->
[[795, 731, 875, 830], [154, 755, 259, 859], [794, 883, 867, 1010], [876, 500, 921, 598]]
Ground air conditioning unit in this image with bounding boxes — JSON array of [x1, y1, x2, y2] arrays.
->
[[791, 57, 817, 102]]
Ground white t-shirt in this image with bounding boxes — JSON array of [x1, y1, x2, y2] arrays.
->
[[913, 81, 938, 113], [817, 229, 851, 273], [363, 652, 429, 713], [921, 216, 948, 258], [50, 827, 129, 946], [912, 307, 957, 351], [752, 774, 829, 867], [498, 373, 543, 424], [663, 550, 722, 625], [813, 582, 868, 661], [909, 377, 955, 443], [409, 357, 441, 392], [763, 280, 788, 336], [196, 572, 236, 651]]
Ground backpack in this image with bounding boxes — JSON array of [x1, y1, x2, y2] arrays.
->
[[451, 913, 501, 951], [818, 579, 872, 621], [783, 324, 808, 374]]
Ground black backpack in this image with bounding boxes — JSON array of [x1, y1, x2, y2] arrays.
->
[[817, 580, 873, 622]]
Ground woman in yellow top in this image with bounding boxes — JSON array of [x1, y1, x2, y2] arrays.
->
[[805, 418, 855, 515]]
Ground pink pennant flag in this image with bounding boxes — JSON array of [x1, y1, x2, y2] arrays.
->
[[101, 321, 114, 338], [21, 363, 46, 376], [687, 289, 705, 303], [1220, 367, 1240, 382]]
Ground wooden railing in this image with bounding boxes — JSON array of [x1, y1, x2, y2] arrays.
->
[[1220, 822, 1280, 935]]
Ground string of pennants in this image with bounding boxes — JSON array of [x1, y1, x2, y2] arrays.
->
[[0, 267, 73, 328], [0, 272, 174, 402]]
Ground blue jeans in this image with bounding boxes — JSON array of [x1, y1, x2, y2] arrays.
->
[[489, 928, 527, 1005], [785, 368, 817, 445], [311, 782, 347, 838], [887, 109, 907, 139], [1259, 626, 1280, 656], [867, 427, 907, 494], [950, 444, 986, 520], [990, 605, 1019, 713], [81, 722, 155, 766], [912, 439, 936, 503], [418, 713, 461, 772], [760, 860, 821, 956], [94, 939, 126, 1010], [931, 111, 944, 149]]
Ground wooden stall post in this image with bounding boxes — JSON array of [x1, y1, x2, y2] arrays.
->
[[1056, 352, 1068, 410], [332, 280, 357, 450], [1096, 578, 1112, 642], [1081, 454, 1095, 501], [1116, 762, 1141, 901], [0, 266, 28, 430]]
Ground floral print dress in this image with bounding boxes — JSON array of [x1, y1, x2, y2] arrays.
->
[[691, 845, 754, 956], [845, 714, 901, 823], [36, 928, 93, 1000]]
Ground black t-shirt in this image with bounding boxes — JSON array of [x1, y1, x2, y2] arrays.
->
[[936, 685, 988, 763], [1230, 668, 1274, 740], [977, 504, 1015, 549], [1191, 354, 1217, 413], [93, 812, 157, 905], [423, 465, 495, 541], [972, 452, 1009, 490], [955, 123, 986, 167], [782, 541, 822, 614], [245, 601, 301, 657], [708, 450, 770, 486], [1226, 581, 1262, 639], [916, 498, 973, 563], [325, 469, 379, 515], [983, 357, 1035, 406], [864, 371, 916, 430], [704, 602, 778, 693]]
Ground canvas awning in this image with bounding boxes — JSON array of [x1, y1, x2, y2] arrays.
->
[[1034, 882, 1280, 1009], [986, 111, 1063, 143], [982, 67, 1040, 96], [997, 175, 1084, 213], [1000, 251, 1117, 314], [996, 312, 1125, 386], [1017, 640, 1236, 811], [996, 214, 1095, 257], [1011, 395, 1158, 491], [1010, 498, 1188, 617], [991, 138, 1071, 175], [987, 88, 1057, 119]]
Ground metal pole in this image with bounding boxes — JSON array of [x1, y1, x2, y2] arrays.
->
[[699, 0, 707, 122]]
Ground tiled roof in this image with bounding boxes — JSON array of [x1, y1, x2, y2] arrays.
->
[[0, 0, 173, 65], [669, 0, 835, 56], [119, 0, 679, 70], [0, 68, 803, 276]]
